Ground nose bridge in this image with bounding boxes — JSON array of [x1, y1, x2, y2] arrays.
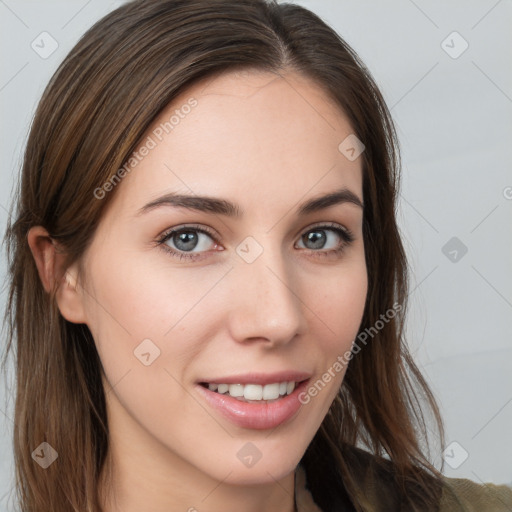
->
[[228, 237, 305, 344]]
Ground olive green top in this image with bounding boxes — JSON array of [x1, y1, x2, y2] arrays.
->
[[294, 450, 512, 511]]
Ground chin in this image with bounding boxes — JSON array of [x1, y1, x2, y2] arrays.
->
[[224, 442, 304, 485]]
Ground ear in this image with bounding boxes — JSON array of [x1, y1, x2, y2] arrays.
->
[[27, 226, 87, 324]]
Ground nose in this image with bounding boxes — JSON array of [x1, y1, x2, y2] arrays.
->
[[226, 242, 307, 347]]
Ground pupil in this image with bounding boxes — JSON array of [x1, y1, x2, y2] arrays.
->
[[175, 231, 198, 251], [305, 230, 326, 249]]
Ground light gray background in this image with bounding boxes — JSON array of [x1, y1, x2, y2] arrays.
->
[[1, 0, 511, 508]]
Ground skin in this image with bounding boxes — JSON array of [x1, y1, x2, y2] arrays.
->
[[28, 69, 367, 512]]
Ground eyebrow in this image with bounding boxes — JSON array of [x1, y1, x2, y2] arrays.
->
[[136, 187, 364, 218]]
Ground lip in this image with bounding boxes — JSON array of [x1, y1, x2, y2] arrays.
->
[[195, 377, 311, 430], [196, 371, 312, 386]]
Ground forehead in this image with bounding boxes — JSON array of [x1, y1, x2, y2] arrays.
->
[[109, 69, 363, 215]]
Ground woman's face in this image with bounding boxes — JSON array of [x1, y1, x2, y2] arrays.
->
[[70, 69, 367, 494]]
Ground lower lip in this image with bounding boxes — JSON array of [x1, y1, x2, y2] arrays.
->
[[195, 380, 309, 430]]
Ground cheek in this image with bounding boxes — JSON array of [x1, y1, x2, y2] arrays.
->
[[298, 266, 367, 414], [82, 252, 231, 382], [86, 250, 220, 335], [305, 259, 367, 396], [82, 253, 211, 429], [314, 261, 368, 343]]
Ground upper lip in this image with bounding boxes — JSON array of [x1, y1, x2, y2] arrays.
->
[[197, 371, 312, 386]]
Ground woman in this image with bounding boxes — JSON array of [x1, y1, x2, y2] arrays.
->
[[2, 0, 511, 510]]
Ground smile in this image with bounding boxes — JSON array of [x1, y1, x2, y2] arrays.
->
[[196, 375, 311, 430], [200, 381, 298, 403]]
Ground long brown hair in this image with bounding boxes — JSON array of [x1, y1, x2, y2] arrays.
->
[[2, 0, 446, 510]]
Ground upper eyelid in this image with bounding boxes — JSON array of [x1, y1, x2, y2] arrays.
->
[[159, 223, 218, 240]]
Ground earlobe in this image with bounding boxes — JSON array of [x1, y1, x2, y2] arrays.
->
[[27, 226, 87, 324]]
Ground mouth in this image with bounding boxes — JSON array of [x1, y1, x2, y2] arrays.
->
[[198, 380, 305, 404], [196, 376, 311, 430]]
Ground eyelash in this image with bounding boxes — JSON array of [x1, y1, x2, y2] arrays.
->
[[156, 222, 355, 262]]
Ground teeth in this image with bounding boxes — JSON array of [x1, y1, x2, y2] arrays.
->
[[207, 381, 298, 401], [228, 384, 244, 397], [262, 383, 280, 400], [244, 384, 263, 400], [217, 384, 229, 394]]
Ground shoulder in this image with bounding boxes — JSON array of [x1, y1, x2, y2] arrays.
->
[[355, 445, 512, 512], [342, 444, 441, 511], [297, 444, 443, 511], [440, 476, 512, 512], [351, 444, 512, 512], [297, 444, 512, 511]]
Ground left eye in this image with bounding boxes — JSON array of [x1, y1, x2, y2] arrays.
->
[[157, 223, 354, 261]]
